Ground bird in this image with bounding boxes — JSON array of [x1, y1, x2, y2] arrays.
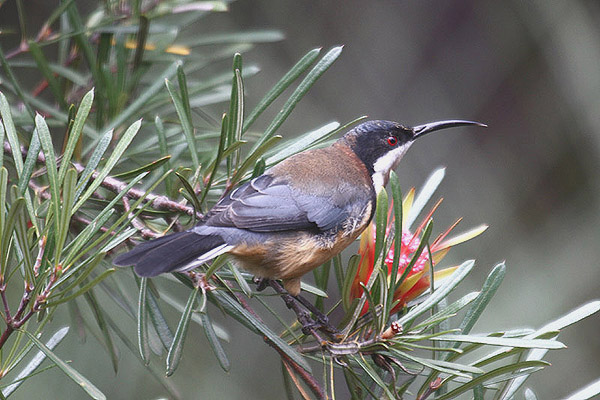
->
[[114, 119, 484, 296]]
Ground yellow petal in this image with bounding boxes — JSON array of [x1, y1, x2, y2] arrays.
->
[[359, 223, 374, 253], [397, 270, 424, 294], [402, 188, 415, 230], [435, 224, 488, 250], [114, 38, 190, 56], [432, 248, 450, 264], [165, 45, 191, 56], [433, 266, 459, 280]]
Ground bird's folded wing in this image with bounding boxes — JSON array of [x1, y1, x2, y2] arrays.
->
[[205, 175, 350, 233]]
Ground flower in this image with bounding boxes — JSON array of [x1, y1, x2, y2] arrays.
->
[[350, 187, 487, 315]]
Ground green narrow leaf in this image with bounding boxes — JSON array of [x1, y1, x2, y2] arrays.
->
[[300, 281, 328, 298], [0, 92, 24, 175], [229, 134, 282, 187], [112, 156, 171, 180], [429, 334, 565, 349], [374, 189, 388, 266], [20, 330, 106, 400], [44, 269, 115, 308], [75, 170, 171, 264], [199, 114, 227, 207], [0, 167, 7, 256], [28, 41, 67, 110], [55, 168, 77, 263], [63, 172, 147, 269], [35, 114, 61, 231], [137, 278, 150, 363], [166, 73, 200, 168], [0, 120, 4, 170], [1, 327, 69, 397], [183, 30, 284, 46], [204, 254, 229, 280], [159, 292, 230, 341], [250, 46, 343, 152], [145, 288, 174, 351], [524, 388, 538, 400], [74, 119, 142, 212], [1, 197, 25, 278], [564, 377, 600, 400], [459, 262, 506, 336], [83, 290, 119, 374], [209, 290, 311, 372], [264, 121, 340, 166], [74, 129, 112, 202], [412, 291, 480, 331], [102, 312, 180, 399], [228, 263, 252, 298], [175, 171, 202, 214], [166, 287, 199, 376], [313, 261, 330, 312], [199, 307, 230, 372], [53, 252, 106, 294], [154, 116, 174, 196], [230, 66, 244, 172], [405, 167, 445, 230], [353, 354, 396, 399], [243, 48, 321, 133], [435, 361, 549, 400], [17, 128, 40, 195], [12, 187, 34, 283], [500, 300, 600, 399], [341, 255, 360, 311], [58, 88, 94, 184], [387, 171, 403, 316]]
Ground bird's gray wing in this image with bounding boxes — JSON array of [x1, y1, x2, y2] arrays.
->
[[205, 175, 352, 233]]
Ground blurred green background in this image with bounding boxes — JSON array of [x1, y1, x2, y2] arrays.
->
[[2, 0, 599, 399]]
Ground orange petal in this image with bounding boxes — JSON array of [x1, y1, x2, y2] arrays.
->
[[432, 248, 450, 264]]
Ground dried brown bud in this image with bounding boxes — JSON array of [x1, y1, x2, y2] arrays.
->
[[381, 321, 402, 339]]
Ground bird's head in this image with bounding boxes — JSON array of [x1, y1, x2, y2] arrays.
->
[[341, 119, 486, 191]]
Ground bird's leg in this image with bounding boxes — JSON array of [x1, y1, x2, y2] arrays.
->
[[293, 293, 335, 331], [262, 279, 340, 339]]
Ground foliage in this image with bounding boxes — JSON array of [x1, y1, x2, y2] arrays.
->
[[0, 1, 599, 399]]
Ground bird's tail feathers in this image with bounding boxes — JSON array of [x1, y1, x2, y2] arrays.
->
[[113, 231, 229, 277]]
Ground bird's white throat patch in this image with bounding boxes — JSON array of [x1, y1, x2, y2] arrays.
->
[[371, 142, 412, 192]]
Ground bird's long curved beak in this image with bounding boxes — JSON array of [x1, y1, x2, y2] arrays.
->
[[412, 120, 487, 139]]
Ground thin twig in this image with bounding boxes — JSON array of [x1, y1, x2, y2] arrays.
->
[[122, 197, 161, 239]]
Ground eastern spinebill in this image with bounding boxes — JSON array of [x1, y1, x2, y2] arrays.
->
[[114, 119, 485, 295]]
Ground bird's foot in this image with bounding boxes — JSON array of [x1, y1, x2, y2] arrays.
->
[[253, 277, 270, 292], [255, 278, 341, 341]]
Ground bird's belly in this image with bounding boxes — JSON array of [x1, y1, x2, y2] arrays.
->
[[228, 230, 359, 281]]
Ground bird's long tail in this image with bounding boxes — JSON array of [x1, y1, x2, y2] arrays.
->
[[113, 231, 231, 277]]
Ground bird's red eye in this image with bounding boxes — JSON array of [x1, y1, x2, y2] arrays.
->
[[387, 136, 397, 146]]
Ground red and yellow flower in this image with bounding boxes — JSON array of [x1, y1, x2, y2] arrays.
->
[[350, 187, 487, 315]]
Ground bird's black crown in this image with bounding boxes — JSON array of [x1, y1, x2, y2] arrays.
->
[[340, 120, 413, 174]]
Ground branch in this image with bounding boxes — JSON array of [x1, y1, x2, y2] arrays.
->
[[4, 141, 201, 218]]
